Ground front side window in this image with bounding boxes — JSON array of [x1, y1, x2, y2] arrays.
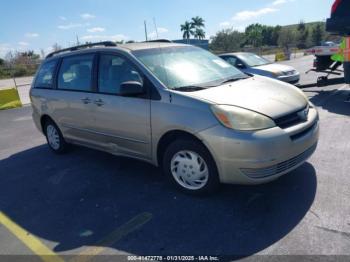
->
[[34, 60, 57, 89], [98, 54, 143, 94], [58, 54, 94, 91], [133, 46, 245, 90], [223, 56, 238, 67]]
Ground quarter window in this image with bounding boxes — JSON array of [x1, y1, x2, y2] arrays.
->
[[34, 60, 57, 89], [58, 54, 94, 91], [98, 54, 143, 95]]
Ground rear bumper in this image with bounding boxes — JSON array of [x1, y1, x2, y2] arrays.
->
[[197, 108, 319, 185]]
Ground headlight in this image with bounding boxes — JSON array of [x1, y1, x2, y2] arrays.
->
[[211, 105, 276, 131], [271, 71, 283, 77]]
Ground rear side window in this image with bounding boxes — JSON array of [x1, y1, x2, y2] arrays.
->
[[34, 60, 57, 89], [58, 54, 94, 91]]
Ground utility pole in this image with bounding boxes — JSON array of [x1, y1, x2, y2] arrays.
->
[[144, 21, 148, 42], [153, 17, 159, 39]]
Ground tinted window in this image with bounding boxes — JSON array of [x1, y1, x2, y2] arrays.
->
[[34, 60, 57, 88], [58, 54, 94, 91], [223, 56, 238, 67], [98, 54, 143, 94]]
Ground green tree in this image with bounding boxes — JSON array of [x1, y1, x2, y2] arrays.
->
[[181, 21, 195, 40], [210, 29, 245, 52], [0, 58, 4, 66], [271, 25, 282, 46], [296, 21, 309, 48], [278, 27, 297, 49], [245, 24, 264, 47], [190, 16, 206, 40], [194, 28, 206, 40], [311, 23, 325, 46], [191, 16, 205, 28]]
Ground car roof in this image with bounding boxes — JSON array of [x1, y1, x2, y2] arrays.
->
[[219, 52, 252, 57], [44, 42, 189, 62], [121, 42, 189, 51]]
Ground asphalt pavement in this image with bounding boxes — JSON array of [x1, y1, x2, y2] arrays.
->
[[0, 55, 349, 261]]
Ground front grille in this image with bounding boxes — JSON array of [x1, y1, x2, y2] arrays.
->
[[274, 106, 308, 129], [240, 143, 317, 179]]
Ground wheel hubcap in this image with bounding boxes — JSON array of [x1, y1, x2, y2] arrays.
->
[[170, 150, 209, 190], [47, 125, 60, 150]]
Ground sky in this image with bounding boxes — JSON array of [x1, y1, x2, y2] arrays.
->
[[0, 0, 335, 58]]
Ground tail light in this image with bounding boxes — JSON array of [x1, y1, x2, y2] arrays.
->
[[331, 0, 342, 14]]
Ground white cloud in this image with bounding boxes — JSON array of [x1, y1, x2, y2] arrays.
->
[[87, 27, 105, 33], [272, 0, 287, 5], [81, 34, 128, 42], [272, 0, 295, 5], [80, 13, 96, 20], [18, 42, 29, 46], [58, 23, 87, 30], [232, 7, 278, 21], [59, 16, 67, 21], [148, 27, 169, 39], [25, 33, 39, 38], [219, 21, 231, 28]]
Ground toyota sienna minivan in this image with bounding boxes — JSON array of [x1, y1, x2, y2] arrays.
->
[[30, 41, 319, 194]]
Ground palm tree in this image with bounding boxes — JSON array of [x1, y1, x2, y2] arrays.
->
[[191, 16, 205, 29], [181, 21, 194, 41], [194, 28, 206, 40]]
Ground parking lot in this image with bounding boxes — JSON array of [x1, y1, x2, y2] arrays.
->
[[0, 55, 349, 261]]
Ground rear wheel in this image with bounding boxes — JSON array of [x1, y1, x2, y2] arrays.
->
[[44, 119, 68, 154], [163, 139, 220, 195]]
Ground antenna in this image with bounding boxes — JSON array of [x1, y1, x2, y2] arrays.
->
[[153, 17, 159, 39], [144, 20, 148, 41]]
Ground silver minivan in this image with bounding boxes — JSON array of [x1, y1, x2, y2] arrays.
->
[[30, 41, 319, 194]]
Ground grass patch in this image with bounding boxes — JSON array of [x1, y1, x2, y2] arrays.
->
[[0, 88, 22, 110]]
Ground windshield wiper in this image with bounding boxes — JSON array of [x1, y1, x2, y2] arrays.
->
[[172, 85, 206, 92], [217, 76, 250, 86]]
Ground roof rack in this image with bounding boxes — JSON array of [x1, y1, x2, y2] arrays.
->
[[46, 41, 117, 58], [144, 39, 173, 43]]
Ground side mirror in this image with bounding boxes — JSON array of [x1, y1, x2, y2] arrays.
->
[[236, 63, 246, 69], [119, 81, 144, 96]]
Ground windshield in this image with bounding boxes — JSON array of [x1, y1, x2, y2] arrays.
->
[[237, 53, 271, 67], [133, 46, 246, 89]]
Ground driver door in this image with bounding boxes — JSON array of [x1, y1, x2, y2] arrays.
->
[[89, 53, 152, 160]]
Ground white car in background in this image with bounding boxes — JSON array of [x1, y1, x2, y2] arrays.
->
[[219, 52, 300, 84]]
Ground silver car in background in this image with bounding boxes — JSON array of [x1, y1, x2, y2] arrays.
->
[[219, 52, 300, 84], [30, 42, 318, 195]]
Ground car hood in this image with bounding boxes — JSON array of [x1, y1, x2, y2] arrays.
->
[[254, 63, 295, 74], [189, 76, 307, 119]]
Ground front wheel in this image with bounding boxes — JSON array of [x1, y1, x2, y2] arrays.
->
[[44, 120, 69, 154], [163, 139, 220, 195]]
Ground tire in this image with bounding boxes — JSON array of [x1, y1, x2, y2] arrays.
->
[[43, 119, 69, 154], [162, 139, 220, 195]]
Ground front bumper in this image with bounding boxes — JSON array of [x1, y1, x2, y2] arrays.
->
[[197, 107, 319, 185], [277, 73, 300, 84]]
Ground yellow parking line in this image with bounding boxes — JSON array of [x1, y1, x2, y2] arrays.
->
[[0, 211, 64, 262], [71, 212, 153, 262]]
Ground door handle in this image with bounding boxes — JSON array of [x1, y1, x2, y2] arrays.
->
[[81, 98, 91, 104], [94, 99, 104, 107]]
